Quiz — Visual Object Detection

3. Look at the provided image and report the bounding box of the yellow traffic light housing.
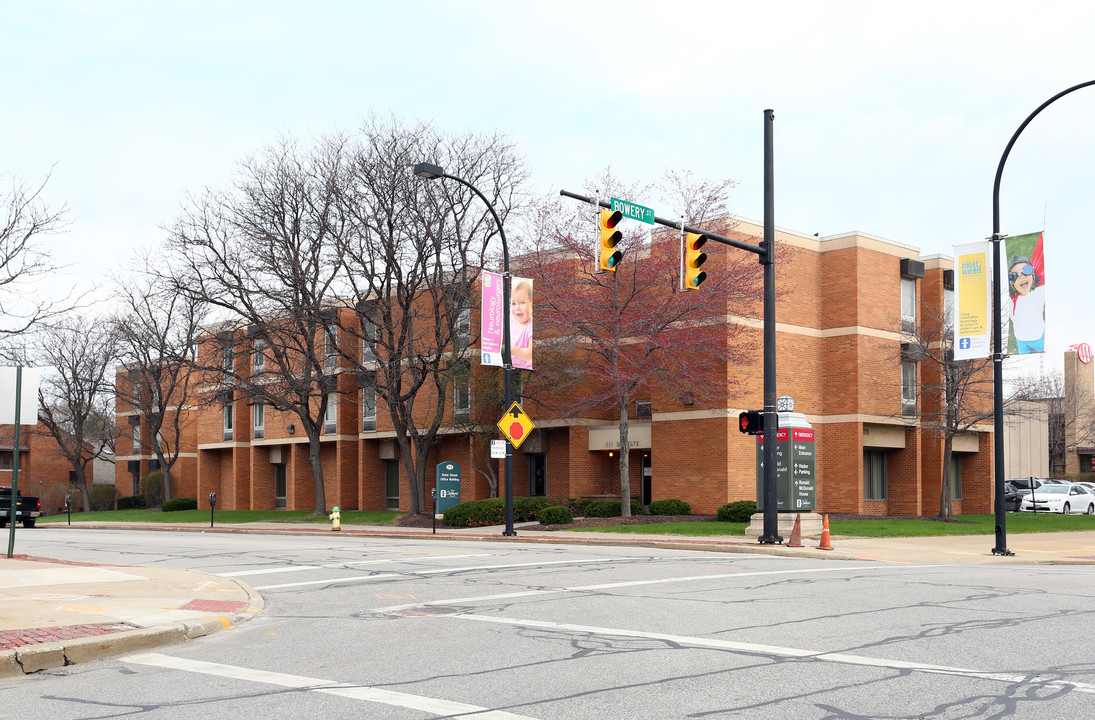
[599,209,623,272]
[684,232,708,290]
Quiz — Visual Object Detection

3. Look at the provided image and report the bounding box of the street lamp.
[988,79,1095,556]
[412,162,517,536]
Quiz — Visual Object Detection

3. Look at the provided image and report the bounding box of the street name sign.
[610,197,654,225]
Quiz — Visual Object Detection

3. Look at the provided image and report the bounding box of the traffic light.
[684,232,708,290]
[599,209,623,272]
[739,410,763,435]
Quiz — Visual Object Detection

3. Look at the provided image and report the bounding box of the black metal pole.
[759,109,782,544]
[421,169,516,536]
[990,80,1095,556]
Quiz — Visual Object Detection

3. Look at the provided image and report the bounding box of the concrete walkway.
[3,520,1093,678]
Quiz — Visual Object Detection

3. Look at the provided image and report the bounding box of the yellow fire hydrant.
[329,506,341,531]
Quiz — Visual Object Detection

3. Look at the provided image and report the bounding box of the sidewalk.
[0,553,263,678]
[3,521,1094,678]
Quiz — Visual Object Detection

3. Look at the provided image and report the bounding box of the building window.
[901,360,917,417]
[453,362,470,421]
[253,404,265,440]
[362,384,377,432]
[864,450,888,500]
[944,287,954,330]
[901,277,916,333]
[324,324,338,370]
[456,305,471,350]
[362,317,377,362]
[253,338,266,375]
[950,454,963,500]
[0,451,20,470]
[133,423,141,452]
[223,402,234,441]
[323,393,337,434]
[223,344,234,381]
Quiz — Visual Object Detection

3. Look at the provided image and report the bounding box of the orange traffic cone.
[786,513,803,547]
[818,513,833,551]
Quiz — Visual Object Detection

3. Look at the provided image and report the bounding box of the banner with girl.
[1003,232,1046,355]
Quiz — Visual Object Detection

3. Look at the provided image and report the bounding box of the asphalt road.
[5,529,1095,719]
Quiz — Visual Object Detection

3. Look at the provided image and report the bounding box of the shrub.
[648,499,691,516]
[539,506,573,525]
[116,494,145,510]
[142,470,165,507]
[90,485,118,511]
[513,496,550,522]
[443,498,506,528]
[717,500,757,523]
[162,497,198,512]
[585,498,645,518]
[547,497,593,517]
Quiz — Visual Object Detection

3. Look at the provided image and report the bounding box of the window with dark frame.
[864,449,888,500]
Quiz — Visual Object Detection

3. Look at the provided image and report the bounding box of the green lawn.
[564,513,1095,538]
[35,509,1095,538]
[37,509,401,525]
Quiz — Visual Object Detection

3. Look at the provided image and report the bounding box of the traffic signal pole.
[560,109,782,544]
[760,109,780,544]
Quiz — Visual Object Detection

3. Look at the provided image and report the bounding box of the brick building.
[1,422,101,513]
[114,218,995,516]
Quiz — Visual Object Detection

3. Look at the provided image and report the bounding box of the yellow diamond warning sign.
[497,402,535,449]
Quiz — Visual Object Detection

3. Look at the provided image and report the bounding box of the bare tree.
[905,299,995,519]
[0,171,71,336]
[163,135,349,515]
[112,256,207,502]
[31,315,117,511]
[515,170,762,515]
[336,117,527,515]
[1010,369,1095,476]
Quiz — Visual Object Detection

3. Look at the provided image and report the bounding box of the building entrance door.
[641,452,652,506]
[274,464,287,509]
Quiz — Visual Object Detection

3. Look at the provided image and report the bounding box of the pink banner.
[480,271,504,367]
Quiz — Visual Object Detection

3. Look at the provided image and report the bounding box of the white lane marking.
[254,557,615,590]
[373,564,925,613]
[218,554,488,577]
[122,653,538,719]
[452,615,1095,694]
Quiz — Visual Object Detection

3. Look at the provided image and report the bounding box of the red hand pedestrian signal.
[738,410,762,435]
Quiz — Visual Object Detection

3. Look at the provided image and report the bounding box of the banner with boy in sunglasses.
[1003,231,1046,355]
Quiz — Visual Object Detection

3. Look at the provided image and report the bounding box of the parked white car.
[1019,484,1095,514]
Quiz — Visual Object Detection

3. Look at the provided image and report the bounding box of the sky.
[3,0,1094,380]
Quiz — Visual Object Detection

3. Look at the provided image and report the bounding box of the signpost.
[755,427,816,512]
[435,462,462,514]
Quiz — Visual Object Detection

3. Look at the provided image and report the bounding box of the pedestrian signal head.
[738,410,763,435]
[599,209,623,272]
[684,232,708,290]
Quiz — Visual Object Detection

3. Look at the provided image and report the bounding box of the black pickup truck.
[0,486,41,528]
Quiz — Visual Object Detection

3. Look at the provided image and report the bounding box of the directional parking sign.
[497,401,535,449]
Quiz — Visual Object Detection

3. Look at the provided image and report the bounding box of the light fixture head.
[412,162,444,179]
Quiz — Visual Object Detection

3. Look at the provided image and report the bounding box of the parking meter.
[208,492,217,527]
[65,494,72,525]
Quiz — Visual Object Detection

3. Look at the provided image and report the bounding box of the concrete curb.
[0,576,265,677]
[40,522,856,560]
